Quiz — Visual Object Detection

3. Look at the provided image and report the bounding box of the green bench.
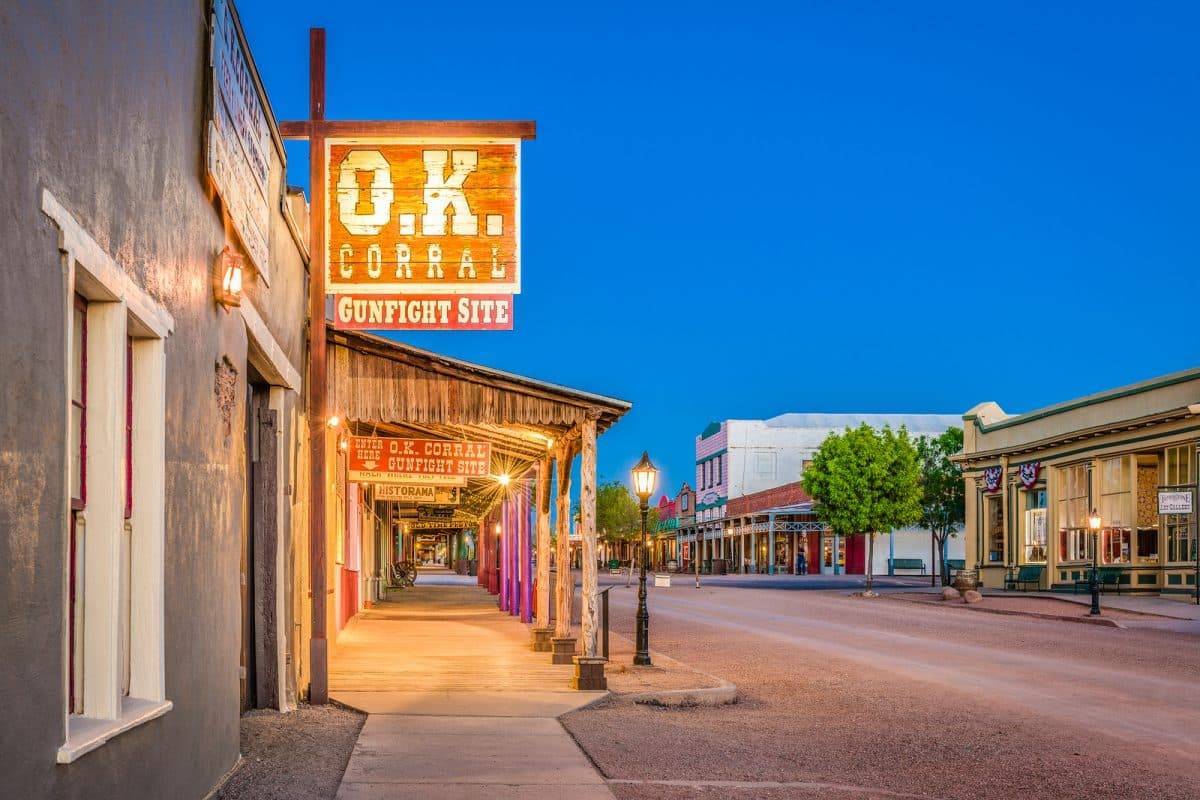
[1073,568,1123,595]
[889,558,926,574]
[945,559,965,571]
[1004,564,1044,591]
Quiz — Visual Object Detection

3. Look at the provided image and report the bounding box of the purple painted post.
[498,498,510,612]
[520,485,533,623]
[507,497,518,616]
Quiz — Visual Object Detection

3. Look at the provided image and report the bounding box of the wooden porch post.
[532,457,554,650]
[572,412,606,689]
[306,27,329,705]
[551,443,576,664]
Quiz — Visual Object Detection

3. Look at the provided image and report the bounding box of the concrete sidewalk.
[331,584,611,799]
[979,588,1200,620]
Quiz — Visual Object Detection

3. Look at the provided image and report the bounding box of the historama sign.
[326,138,520,330]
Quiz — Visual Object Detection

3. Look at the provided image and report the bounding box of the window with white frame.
[1164,444,1196,564]
[44,190,173,764]
[1023,489,1047,563]
[1057,464,1093,563]
[1099,456,1132,565]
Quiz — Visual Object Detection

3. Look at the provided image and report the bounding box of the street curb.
[624,677,739,707]
[603,636,738,707]
[886,594,1126,628]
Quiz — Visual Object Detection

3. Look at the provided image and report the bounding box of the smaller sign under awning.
[348,436,491,487]
[374,484,460,504]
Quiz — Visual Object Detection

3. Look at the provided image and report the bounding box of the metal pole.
[1088,466,1100,616]
[694,528,701,588]
[1193,481,1199,606]
[635,501,651,665]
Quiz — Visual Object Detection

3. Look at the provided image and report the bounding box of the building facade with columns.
[957,369,1200,594]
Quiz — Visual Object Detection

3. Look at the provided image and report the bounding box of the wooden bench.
[889,558,926,574]
[1073,567,1123,595]
[1004,564,1044,591]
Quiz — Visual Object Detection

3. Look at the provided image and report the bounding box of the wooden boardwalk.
[330,582,613,799]
[330,582,576,695]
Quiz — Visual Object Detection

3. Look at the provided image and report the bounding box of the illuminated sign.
[325,139,520,299]
[348,436,490,486]
[374,484,460,504]
[333,293,512,331]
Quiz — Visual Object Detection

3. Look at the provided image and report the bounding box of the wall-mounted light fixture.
[213,245,244,309]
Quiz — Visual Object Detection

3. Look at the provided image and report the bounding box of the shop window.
[1163,444,1195,565]
[1056,464,1091,562]
[681,494,689,512]
[1137,528,1159,561]
[1101,529,1131,565]
[984,494,1004,563]
[1023,508,1047,563]
[45,190,173,764]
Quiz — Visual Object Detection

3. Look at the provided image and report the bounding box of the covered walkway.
[330,583,612,799]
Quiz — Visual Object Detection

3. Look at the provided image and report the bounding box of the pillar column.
[532,457,553,649]
[552,444,576,664]
[750,529,757,574]
[768,513,776,574]
[573,413,605,690]
[520,484,533,624]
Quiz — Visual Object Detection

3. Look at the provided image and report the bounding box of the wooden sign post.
[281,28,534,703]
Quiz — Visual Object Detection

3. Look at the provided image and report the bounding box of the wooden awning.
[328,329,631,521]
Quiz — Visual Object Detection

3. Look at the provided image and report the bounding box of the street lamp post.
[1088,508,1102,616]
[631,451,658,667]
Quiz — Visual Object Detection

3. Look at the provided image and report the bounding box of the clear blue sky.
[241,0,1200,497]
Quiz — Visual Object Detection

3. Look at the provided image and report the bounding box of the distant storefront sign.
[325,140,521,305]
[347,436,490,487]
[1158,490,1194,515]
[332,293,512,331]
[207,0,270,276]
[374,484,460,504]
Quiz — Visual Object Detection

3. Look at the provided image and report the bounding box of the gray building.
[0,1,309,796]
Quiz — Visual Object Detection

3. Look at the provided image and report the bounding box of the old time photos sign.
[326,138,520,330]
[347,436,491,487]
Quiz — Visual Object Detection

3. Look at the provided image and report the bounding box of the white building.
[687,413,967,575]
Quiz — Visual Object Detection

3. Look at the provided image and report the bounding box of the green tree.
[915,427,966,586]
[593,481,641,559]
[802,423,923,594]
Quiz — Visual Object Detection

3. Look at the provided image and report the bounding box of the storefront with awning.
[304,329,630,696]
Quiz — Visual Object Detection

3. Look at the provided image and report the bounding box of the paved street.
[564,581,1200,800]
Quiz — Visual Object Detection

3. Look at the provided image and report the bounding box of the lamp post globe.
[631,451,657,666]
[1088,508,1102,616]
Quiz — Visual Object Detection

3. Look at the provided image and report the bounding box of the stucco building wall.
[0,2,308,796]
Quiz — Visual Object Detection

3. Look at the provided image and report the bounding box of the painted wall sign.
[325,139,520,296]
[207,0,271,276]
[333,293,513,331]
[348,436,491,487]
[374,484,460,504]
[418,505,456,520]
[1158,490,1194,515]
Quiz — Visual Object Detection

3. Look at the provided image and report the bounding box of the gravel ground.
[212,703,365,800]
[605,631,725,694]
[563,585,1200,800]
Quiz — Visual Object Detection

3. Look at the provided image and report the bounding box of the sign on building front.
[347,436,491,486]
[333,294,513,331]
[325,139,521,330]
[1158,490,1194,515]
[374,484,460,504]
[207,0,271,277]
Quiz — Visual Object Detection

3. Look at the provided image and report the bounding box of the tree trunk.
[866,532,875,594]
[931,532,937,587]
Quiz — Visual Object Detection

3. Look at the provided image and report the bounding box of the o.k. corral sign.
[326,139,520,330]
[347,436,491,486]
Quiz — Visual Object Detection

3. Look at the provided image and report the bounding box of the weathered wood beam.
[277,119,536,141]
[578,412,599,658]
[554,443,575,639]
[535,457,553,629]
